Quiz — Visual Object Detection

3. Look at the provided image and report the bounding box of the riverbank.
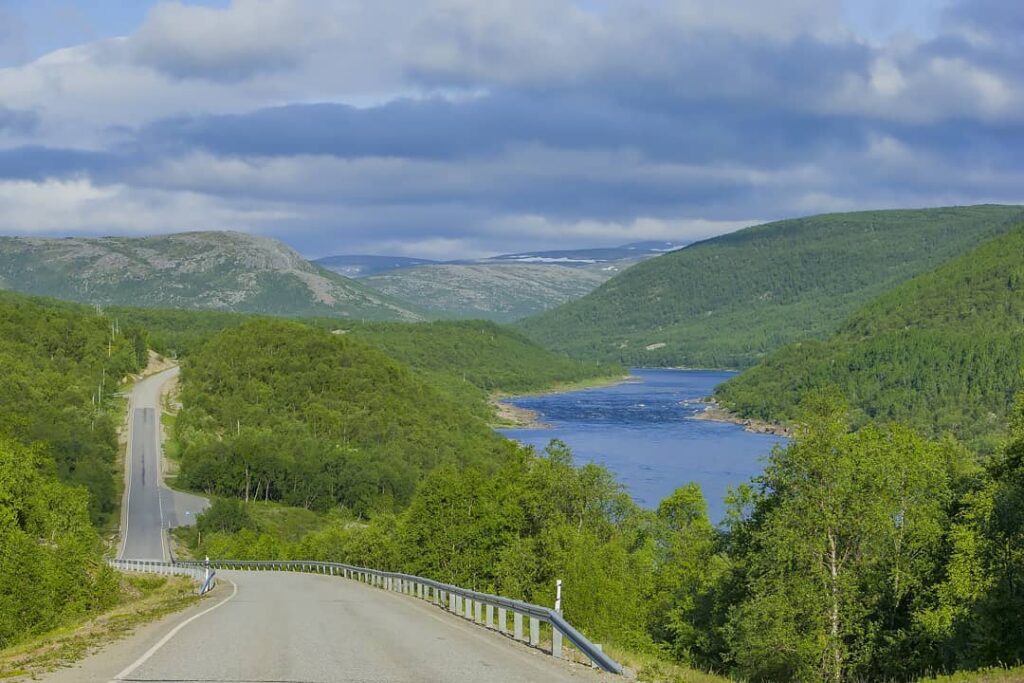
[489,373,632,428]
[691,400,793,437]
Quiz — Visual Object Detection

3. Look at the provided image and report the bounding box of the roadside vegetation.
[0,574,197,680]
[716,226,1024,452]
[174,377,1024,682]
[0,293,152,651]
[518,205,1024,368]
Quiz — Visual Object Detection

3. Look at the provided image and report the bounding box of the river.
[499,368,787,522]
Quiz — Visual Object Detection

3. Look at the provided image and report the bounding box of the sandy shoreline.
[490,373,632,429]
[490,399,551,429]
[690,400,793,437]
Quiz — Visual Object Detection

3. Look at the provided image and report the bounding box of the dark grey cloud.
[0,145,113,179]
[137,93,873,167]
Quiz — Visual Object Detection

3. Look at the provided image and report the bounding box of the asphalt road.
[119,366,209,561]
[43,571,609,683]
[49,368,611,682]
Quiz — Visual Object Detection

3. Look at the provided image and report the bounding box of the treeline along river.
[499,368,786,521]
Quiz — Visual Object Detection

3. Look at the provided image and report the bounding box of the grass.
[918,666,1024,682]
[247,501,334,542]
[0,574,199,680]
[602,645,733,683]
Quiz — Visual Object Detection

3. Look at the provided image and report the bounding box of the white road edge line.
[110,578,238,683]
[118,392,136,561]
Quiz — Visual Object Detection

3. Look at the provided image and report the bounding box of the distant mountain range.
[312,255,438,278]
[315,241,686,322]
[0,231,422,320]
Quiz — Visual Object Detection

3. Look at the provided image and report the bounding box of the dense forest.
[183,390,1024,682]
[112,308,622,421]
[0,292,147,523]
[717,226,1024,451]
[0,293,146,649]
[175,320,510,514]
[518,205,1024,368]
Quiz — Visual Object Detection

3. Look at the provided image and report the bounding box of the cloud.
[0,0,1020,259]
[0,106,37,134]
[128,0,322,82]
[0,177,295,235]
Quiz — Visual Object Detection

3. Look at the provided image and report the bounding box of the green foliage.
[176,320,504,514]
[182,396,1024,682]
[109,311,621,416]
[108,307,256,358]
[723,393,960,682]
[196,499,256,535]
[0,437,120,649]
[924,399,1024,672]
[518,205,1024,368]
[0,291,145,524]
[338,319,623,393]
[717,226,1024,450]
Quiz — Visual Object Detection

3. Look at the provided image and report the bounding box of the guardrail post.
[553,628,563,659]
[449,593,457,613]
[474,601,482,623]
[529,618,540,647]
[514,612,524,641]
[498,607,507,634]
[464,598,472,620]
[485,604,494,628]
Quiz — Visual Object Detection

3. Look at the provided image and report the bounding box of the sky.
[0,0,1020,259]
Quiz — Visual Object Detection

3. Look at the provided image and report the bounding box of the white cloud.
[482,214,757,244]
[129,0,329,81]
[0,177,295,235]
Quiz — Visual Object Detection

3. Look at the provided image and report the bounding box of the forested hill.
[0,291,146,523]
[517,205,1024,368]
[337,320,622,393]
[0,291,147,648]
[715,225,1024,449]
[0,231,421,321]
[176,320,510,514]
[108,308,622,404]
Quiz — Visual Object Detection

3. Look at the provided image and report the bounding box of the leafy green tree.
[725,392,954,682]
[0,437,119,648]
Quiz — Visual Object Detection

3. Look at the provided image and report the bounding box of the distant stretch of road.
[46,366,608,682]
[119,366,208,561]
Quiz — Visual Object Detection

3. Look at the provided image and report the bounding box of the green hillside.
[715,226,1024,449]
[109,309,622,413]
[175,320,508,515]
[517,205,1024,368]
[0,291,147,523]
[339,319,623,393]
[0,231,421,321]
[0,292,148,648]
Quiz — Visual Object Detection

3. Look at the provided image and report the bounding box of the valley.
[5,5,1023,682]
[317,241,685,322]
[5,206,1024,683]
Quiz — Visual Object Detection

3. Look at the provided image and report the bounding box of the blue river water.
[499,368,787,522]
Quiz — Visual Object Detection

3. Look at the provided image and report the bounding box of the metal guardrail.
[108,558,217,596]
[176,558,622,674]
